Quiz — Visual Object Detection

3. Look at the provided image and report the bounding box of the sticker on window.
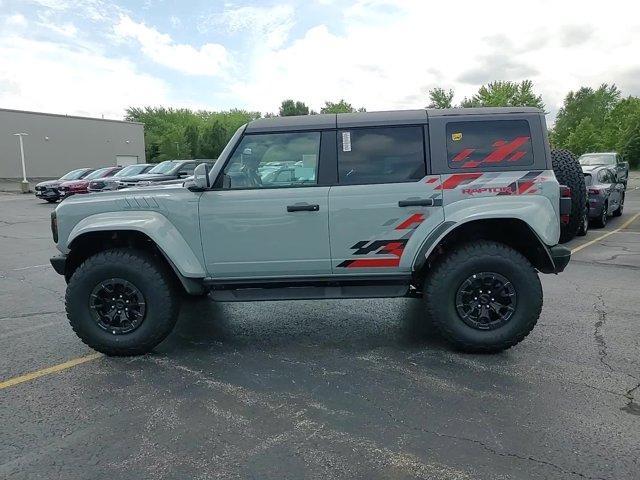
[451,132,462,141]
[342,131,352,152]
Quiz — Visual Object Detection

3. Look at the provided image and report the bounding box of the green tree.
[565,117,601,155]
[427,88,454,109]
[460,80,545,110]
[551,84,621,150]
[320,99,366,114]
[621,129,640,169]
[279,99,310,116]
[184,123,200,158]
[199,120,228,159]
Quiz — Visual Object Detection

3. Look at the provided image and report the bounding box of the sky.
[1,0,639,123]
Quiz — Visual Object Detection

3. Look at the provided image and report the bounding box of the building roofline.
[0,107,144,125]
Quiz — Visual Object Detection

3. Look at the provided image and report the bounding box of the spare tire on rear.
[551,149,586,243]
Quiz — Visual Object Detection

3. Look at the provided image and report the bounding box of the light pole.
[13,133,30,193]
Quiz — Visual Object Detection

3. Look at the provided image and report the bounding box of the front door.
[328,125,444,274]
[199,131,331,278]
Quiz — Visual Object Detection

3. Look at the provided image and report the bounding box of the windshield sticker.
[342,131,352,152]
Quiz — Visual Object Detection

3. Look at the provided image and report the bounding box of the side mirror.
[191,163,211,190]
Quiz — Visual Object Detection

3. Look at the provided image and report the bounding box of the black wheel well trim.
[411,218,558,276]
[66,230,205,295]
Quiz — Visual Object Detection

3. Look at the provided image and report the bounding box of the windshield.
[579,154,615,166]
[114,164,146,177]
[148,161,179,174]
[84,167,113,180]
[60,168,89,180]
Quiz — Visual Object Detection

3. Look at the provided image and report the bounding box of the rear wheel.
[66,248,180,356]
[551,149,586,243]
[613,193,624,217]
[423,241,542,353]
[592,203,608,228]
[577,206,589,236]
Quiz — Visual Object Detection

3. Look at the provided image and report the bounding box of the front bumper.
[35,189,60,199]
[50,254,67,275]
[549,245,571,273]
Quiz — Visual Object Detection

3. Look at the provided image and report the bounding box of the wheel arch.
[412,218,556,279]
[66,230,205,295]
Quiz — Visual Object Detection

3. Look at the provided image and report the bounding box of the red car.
[58,166,122,199]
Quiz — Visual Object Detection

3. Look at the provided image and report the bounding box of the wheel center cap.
[479,294,491,304]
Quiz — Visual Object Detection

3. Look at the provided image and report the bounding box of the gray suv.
[50,107,570,356]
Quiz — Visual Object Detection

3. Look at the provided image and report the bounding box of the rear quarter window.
[446,120,534,170]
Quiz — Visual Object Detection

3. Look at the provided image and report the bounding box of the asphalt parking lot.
[1,181,639,480]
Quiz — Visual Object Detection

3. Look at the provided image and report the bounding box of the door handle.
[287,203,320,212]
[398,198,434,207]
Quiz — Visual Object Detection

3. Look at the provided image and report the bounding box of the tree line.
[126,82,639,167]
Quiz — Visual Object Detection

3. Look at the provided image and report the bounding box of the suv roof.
[245,107,544,133]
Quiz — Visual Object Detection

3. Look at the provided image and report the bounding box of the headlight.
[51,211,58,243]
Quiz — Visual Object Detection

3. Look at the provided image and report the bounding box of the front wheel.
[592,203,608,228]
[423,241,542,353]
[65,248,180,356]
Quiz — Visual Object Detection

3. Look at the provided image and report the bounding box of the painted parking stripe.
[0,352,102,390]
[571,212,640,254]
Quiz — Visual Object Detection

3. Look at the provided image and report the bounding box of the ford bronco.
[50,107,571,356]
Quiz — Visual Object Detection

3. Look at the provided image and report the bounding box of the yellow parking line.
[571,212,640,254]
[0,352,102,390]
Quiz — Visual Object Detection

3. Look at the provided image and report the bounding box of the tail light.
[588,188,600,195]
[559,185,571,198]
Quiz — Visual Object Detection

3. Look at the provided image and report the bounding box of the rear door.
[328,125,444,274]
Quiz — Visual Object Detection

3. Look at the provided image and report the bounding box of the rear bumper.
[549,245,571,273]
[50,254,67,275]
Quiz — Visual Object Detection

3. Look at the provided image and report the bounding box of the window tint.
[179,163,196,175]
[446,120,533,169]
[223,132,320,189]
[337,126,425,185]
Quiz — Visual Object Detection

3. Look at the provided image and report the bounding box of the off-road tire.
[592,202,608,228]
[66,248,179,356]
[423,241,542,353]
[551,149,586,243]
[613,192,624,217]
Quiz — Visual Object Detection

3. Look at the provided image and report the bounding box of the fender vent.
[119,196,160,209]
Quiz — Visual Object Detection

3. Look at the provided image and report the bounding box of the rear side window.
[446,120,533,170]
[337,126,425,185]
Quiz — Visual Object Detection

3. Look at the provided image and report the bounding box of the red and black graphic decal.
[337,213,426,268]
[446,120,534,170]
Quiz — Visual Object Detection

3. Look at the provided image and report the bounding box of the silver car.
[582,165,625,228]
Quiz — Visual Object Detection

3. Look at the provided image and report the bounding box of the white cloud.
[5,13,27,27]
[0,35,169,119]
[114,15,228,77]
[231,0,640,121]
[201,5,295,50]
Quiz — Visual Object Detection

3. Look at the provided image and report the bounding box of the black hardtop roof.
[245,107,543,132]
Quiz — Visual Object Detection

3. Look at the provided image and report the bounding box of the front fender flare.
[67,211,206,278]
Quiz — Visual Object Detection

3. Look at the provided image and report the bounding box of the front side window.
[337,126,425,185]
[223,132,320,189]
[446,120,534,169]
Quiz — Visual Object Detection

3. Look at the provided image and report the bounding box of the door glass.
[223,132,320,189]
[337,126,425,185]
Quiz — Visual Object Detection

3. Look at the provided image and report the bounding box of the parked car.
[51,107,571,356]
[578,152,629,186]
[34,168,94,203]
[582,165,625,227]
[88,164,154,192]
[115,160,214,188]
[58,166,122,199]
[135,176,194,187]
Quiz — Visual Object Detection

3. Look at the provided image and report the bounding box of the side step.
[203,275,412,302]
